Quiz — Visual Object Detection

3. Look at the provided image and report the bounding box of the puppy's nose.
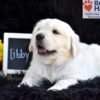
[36,34,44,41]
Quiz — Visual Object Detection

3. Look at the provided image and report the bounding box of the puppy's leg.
[18,75,35,87]
[48,79,78,91]
[18,65,43,87]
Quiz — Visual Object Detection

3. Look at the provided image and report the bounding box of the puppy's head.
[29,19,79,65]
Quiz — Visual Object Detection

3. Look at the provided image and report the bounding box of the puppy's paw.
[17,84,21,88]
[48,79,78,91]
[48,86,65,91]
[17,82,27,88]
[18,80,34,88]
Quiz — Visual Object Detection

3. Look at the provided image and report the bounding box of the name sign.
[3,33,32,75]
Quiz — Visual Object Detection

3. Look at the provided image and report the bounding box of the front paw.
[17,82,29,88]
[18,80,34,88]
[48,86,66,91]
[17,83,21,88]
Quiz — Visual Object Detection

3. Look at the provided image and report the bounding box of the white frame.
[3,33,32,75]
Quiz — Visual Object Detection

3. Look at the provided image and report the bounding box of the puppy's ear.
[28,40,33,52]
[70,33,79,58]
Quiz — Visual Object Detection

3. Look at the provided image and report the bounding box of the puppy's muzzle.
[36,33,56,56]
[36,33,44,41]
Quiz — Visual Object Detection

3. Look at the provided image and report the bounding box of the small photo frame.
[3,33,32,75]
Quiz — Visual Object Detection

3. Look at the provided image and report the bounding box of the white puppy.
[19,18,100,90]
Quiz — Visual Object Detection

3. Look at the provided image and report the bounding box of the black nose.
[36,34,44,41]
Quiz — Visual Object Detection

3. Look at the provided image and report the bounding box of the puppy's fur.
[19,18,100,90]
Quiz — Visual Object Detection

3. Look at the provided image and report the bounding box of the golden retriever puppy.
[19,18,100,90]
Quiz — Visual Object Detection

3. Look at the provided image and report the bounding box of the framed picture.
[3,33,32,75]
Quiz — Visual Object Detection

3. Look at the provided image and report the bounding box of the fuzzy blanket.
[0,74,100,100]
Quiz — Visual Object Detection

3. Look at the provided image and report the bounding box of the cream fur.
[19,18,100,91]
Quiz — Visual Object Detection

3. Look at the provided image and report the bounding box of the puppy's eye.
[52,29,60,35]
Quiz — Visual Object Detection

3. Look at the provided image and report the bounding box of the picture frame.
[3,33,32,75]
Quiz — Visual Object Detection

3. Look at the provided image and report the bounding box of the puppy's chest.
[45,65,66,82]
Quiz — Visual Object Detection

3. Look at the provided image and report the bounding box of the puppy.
[19,18,100,90]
